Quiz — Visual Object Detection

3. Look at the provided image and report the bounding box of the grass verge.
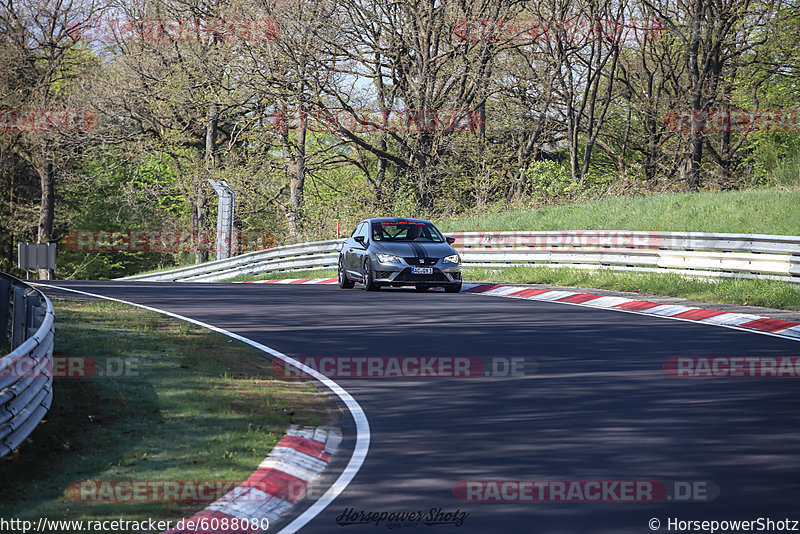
[438,189,800,235]
[226,269,337,283]
[0,299,337,528]
[465,266,800,311]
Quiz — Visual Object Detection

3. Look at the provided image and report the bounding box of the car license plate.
[412,267,433,275]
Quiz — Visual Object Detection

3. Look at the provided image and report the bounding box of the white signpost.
[208,179,235,261]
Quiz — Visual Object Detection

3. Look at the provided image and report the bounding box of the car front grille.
[403,257,437,266]
[393,268,450,282]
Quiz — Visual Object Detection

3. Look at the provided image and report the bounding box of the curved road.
[46,281,800,533]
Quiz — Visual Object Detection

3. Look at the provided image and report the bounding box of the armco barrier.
[0,272,55,457]
[450,230,800,283]
[117,239,344,282]
[115,230,800,283]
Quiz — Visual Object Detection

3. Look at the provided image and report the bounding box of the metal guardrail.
[117,240,344,282]
[0,272,55,458]
[451,230,800,283]
[116,230,800,283]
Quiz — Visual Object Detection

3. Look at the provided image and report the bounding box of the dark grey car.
[337,218,462,292]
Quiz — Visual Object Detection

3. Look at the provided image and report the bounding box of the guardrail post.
[26,293,39,339]
[11,286,26,350]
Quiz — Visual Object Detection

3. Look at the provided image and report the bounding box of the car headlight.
[376,253,402,264]
[443,254,460,265]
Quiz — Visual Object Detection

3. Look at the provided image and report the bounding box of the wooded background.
[1,0,798,279]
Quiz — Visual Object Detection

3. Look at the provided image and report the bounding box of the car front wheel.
[338,257,354,289]
[362,258,380,291]
[444,282,462,293]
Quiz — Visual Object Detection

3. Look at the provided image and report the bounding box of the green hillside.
[439,189,800,236]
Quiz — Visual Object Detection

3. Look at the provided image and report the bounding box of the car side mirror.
[446,236,456,245]
[354,236,367,247]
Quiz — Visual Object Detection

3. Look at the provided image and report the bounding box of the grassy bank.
[438,189,800,235]
[0,299,335,527]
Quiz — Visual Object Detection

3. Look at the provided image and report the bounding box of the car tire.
[444,282,462,293]
[362,258,380,291]
[338,257,354,289]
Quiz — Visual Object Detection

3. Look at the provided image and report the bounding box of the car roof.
[360,217,432,225]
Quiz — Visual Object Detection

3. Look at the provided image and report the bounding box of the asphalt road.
[45,281,800,533]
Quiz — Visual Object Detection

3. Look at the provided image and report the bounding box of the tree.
[305,0,514,210]
[0,0,104,278]
[643,0,787,189]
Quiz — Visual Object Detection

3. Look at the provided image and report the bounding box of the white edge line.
[460,285,800,343]
[36,283,370,534]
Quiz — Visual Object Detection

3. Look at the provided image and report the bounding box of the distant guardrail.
[0,272,55,458]
[116,230,800,284]
[117,240,344,282]
[452,230,800,283]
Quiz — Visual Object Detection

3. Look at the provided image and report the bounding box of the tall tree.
[0,0,104,278]
[643,0,785,188]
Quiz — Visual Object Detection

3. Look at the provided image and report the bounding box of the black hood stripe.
[409,242,425,258]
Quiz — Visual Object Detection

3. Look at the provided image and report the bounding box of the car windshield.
[371,221,445,243]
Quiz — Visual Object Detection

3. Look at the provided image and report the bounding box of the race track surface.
[45,281,800,533]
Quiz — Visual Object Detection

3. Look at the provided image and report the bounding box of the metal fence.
[0,272,55,458]
[116,230,800,284]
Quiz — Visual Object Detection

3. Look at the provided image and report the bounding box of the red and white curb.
[462,283,800,342]
[243,278,338,285]
[242,278,800,342]
[164,425,341,534]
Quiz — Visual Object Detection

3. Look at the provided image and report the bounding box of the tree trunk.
[37,161,54,280]
[206,104,219,168]
[196,106,218,263]
[375,139,387,209]
[415,133,435,210]
[686,0,704,190]
[286,118,307,237]
[688,113,703,190]
[194,195,207,263]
